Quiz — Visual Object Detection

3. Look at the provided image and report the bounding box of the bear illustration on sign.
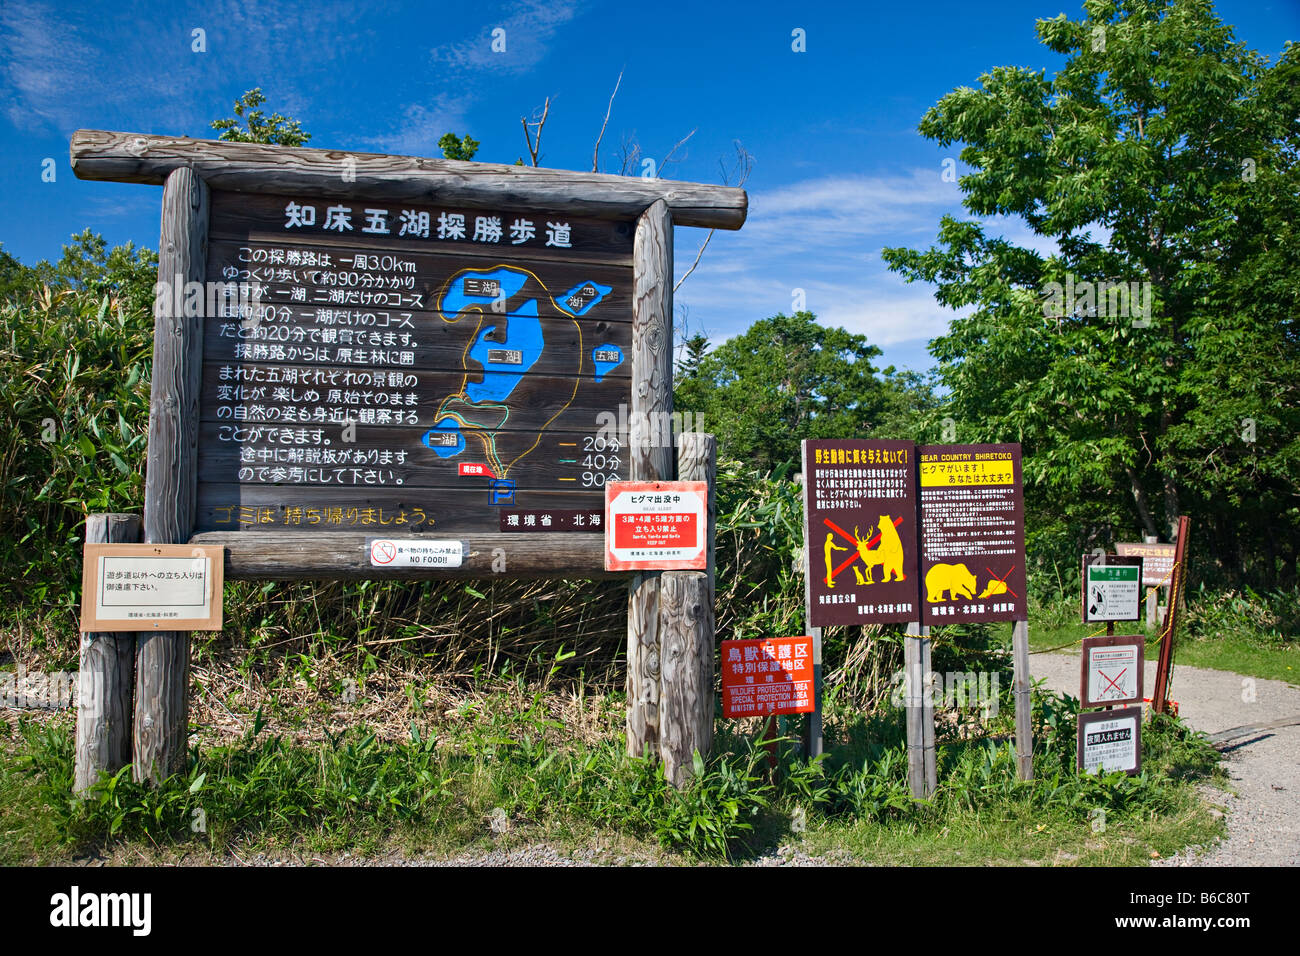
[854,515,906,584]
[926,562,977,602]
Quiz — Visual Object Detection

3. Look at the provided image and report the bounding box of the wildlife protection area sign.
[80,543,224,632]
[1080,635,1144,708]
[802,439,918,626]
[720,637,815,718]
[1082,555,1143,622]
[919,443,1026,625]
[604,480,708,570]
[1077,706,1142,775]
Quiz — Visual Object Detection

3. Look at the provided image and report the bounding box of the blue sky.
[1,0,1295,374]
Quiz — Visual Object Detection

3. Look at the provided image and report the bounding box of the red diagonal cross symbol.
[824,516,904,581]
[1099,667,1127,696]
[984,563,1020,599]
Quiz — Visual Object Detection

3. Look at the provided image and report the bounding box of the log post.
[1012,618,1034,781]
[920,631,937,793]
[626,198,674,760]
[74,513,141,795]
[904,622,932,797]
[134,166,208,784]
[659,433,716,787]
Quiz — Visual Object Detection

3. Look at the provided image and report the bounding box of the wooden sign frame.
[80,543,224,632]
[1081,554,1144,623]
[1079,634,1145,709]
[1077,706,1143,776]
[71,129,745,787]
[71,130,746,584]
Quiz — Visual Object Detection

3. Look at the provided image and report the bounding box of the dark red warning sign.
[801,439,919,626]
[918,443,1026,625]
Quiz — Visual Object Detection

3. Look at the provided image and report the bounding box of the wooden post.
[1152,516,1190,715]
[803,626,823,759]
[134,166,208,784]
[1144,534,1159,630]
[659,432,716,787]
[74,513,142,795]
[626,198,674,760]
[920,630,937,793]
[1012,619,1033,781]
[904,622,932,797]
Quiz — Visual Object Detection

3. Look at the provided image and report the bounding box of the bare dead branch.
[674,143,753,293]
[657,127,697,176]
[673,228,713,292]
[521,97,551,167]
[592,70,623,173]
[617,132,641,177]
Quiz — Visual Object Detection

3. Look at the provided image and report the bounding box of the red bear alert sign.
[604,481,708,571]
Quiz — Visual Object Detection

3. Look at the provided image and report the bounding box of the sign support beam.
[134,166,208,784]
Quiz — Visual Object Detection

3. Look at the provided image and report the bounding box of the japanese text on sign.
[721,637,814,718]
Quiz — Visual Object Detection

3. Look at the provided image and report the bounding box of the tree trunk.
[1124,465,1159,538]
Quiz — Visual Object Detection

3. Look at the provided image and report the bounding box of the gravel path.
[1028,650,1300,866]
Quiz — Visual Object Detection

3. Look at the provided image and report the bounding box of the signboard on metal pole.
[1082,555,1144,623]
[720,637,815,719]
[1079,634,1145,709]
[1077,706,1143,775]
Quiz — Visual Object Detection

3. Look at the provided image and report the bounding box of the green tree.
[438,133,480,161]
[674,312,894,473]
[883,0,1299,586]
[211,88,311,146]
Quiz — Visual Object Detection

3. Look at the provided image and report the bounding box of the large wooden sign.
[918,443,1026,625]
[801,439,919,626]
[201,191,633,537]
[71,129,746,788]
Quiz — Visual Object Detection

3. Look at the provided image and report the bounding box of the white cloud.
[364,95,473,156]
[674,169,993,367]
[429,0,580,74]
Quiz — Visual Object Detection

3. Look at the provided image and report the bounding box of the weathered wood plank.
[74,513,141,796]
[1012,618,1034,781]
[135,166,207,785]
[625,199,675,760]
[659,433,716,787]
[195,483,610,535]
[189,530,615,580]
[70,130,748,230]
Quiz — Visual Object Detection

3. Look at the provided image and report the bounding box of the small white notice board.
[81,543,224,631]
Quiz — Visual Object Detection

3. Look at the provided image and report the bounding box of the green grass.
[0,678,1225,867]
